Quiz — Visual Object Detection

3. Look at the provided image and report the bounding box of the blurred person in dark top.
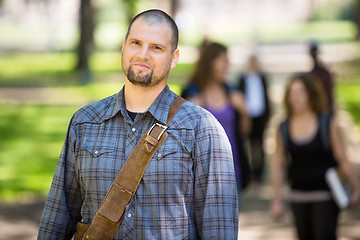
[309,41,335,112]
[182,42,252,207]
[238,55,270,183]
[270,74,360,240]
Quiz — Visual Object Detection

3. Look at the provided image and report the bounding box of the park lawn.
[336,83,360,127]
[0,104,77,201]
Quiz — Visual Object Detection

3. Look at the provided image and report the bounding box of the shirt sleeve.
[38,116,83,240]
[193,114,239,239]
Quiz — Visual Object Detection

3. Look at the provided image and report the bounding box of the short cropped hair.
[125,9,179,53]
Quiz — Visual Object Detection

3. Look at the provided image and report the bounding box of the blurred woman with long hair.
[182,42,251,206]
[270,74,360,240]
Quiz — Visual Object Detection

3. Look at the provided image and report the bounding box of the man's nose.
[138,45,150,59]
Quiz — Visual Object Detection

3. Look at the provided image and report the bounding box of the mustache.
[131,59,153,69]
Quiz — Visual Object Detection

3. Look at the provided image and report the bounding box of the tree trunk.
[169,0,179,18]
[356,0,360,40]
[76,0,95,83]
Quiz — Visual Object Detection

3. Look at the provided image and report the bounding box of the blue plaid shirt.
[38,85,238,239]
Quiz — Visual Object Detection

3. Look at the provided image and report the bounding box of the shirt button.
[127,213,132,218]
[94,150,99,155]
[157,153,162,158]
[131,127,136,132]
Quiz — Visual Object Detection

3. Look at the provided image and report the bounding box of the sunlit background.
[0,0,360,239]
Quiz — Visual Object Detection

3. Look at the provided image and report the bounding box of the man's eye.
[153,46,162,51]
[131,41,140,45]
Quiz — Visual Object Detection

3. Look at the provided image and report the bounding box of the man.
[238,55,270,184]
[38,9,238,240]
[309,41,334,112]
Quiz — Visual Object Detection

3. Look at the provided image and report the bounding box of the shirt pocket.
[78,141,118,192]
[144,141,193,183]
[155,147,177,161]
[81,141,116,158]
[79,141,118,172]
[141,144,194,200]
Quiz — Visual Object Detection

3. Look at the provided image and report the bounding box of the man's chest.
[74,119,195,196]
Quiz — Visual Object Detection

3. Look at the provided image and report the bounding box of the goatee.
[127,66,153,87]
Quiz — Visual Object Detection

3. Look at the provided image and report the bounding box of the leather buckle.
[147,123,168,140]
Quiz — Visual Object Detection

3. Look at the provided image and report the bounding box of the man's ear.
[170,48,180,70]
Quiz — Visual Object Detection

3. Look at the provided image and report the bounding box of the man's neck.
[124,80,167,112]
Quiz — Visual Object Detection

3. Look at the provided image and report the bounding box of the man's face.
[121,19,179,87]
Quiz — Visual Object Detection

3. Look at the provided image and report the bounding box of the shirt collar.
[101,85,175,124]
[147,85,175,125]
[100,88,125,122]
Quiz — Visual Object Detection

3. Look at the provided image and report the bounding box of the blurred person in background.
[238,55,270,183]
[309,41,335,112]
[182,42,252,208]
[181,37,209,99]
[270,74,360,240]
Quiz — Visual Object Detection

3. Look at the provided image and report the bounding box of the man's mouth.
[133,63,151,70]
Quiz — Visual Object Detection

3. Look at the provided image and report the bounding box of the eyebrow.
[151,43,167,49]
[128,38,167,50]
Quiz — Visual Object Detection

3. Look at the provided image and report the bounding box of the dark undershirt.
[127,110,138,121]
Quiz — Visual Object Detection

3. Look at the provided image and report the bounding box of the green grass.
[0,104,77,201]
[336,83,360,127]
[334,58,360,128]
[0,52,75,85]
[0,52,123,86]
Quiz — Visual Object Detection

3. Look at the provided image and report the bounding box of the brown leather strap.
[81,96,185,240]
[166,96,186,125]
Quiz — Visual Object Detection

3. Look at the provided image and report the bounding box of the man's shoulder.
[72,93,119,125]
[172,100,220,129]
